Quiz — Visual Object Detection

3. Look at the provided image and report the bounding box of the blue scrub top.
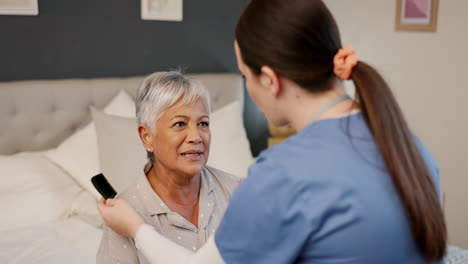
[215,113,444,264]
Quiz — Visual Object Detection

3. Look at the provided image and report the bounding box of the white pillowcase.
[65,190,104,228]
[91,107,147,193]
[44,90,136,199]
[207,100,254,178]
[91,100,254,193]
[0,152,82,232]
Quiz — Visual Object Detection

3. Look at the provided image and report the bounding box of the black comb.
[91,173,117,199]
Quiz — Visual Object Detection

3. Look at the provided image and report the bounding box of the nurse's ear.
[260,66,282,98]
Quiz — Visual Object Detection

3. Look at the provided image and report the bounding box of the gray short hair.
[136,71,210,162]
[136,71,210,130]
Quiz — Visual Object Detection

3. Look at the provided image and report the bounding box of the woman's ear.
[138,125,154,152]
[260,66,281,97]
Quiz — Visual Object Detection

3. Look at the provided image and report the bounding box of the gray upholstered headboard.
[0,73,243,155]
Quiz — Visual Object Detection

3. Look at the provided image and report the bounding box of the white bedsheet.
[0,217,102,264]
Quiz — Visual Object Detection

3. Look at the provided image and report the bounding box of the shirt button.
[177,236,181,240]
[192,246,197,251]
[200,213,204,218]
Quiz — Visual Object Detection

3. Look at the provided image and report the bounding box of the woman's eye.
[174,121,186,127]
[200,122,209,127]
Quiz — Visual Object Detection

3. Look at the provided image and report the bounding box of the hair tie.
[333,44,358,80]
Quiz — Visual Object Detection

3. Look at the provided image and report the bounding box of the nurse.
[98,0,447,263]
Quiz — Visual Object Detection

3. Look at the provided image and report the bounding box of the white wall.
[324,0,468,249]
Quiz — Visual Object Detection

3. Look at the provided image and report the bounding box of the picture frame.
[141,0,183,22]
[395,0,439,32]
[0,0,38,16]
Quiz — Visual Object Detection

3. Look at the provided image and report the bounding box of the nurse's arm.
[98,198,226,264]
[135,224,226,264]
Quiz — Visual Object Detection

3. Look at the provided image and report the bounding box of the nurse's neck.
[281,79,359,132]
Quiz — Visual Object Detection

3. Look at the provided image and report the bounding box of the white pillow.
[0,152,82,232]
[207,100,254,178]
[91,100,253,194]
[91,107,147,193]
[65,190,103,228]
[44,90,136,199]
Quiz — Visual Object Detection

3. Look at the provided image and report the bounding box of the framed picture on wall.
[141,0,183,22]
[0,0,38,16]
[395,0,439,32]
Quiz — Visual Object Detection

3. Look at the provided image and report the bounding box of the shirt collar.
[135,169,169,216]
[200,167,216,195]
[138,163,215,217]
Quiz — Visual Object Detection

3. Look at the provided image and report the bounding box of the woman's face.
[150,98,211,178]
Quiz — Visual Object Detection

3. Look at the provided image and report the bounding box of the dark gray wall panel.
[0,0,248,81]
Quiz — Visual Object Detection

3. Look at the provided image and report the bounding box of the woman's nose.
[187,126,202,144]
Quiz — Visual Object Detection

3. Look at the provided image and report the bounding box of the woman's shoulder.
[412,134,438,169]
[116,173,151,213]
[411,134,441,193]
[203,166,242,195]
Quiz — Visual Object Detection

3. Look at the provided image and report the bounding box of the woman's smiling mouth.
[181,150,204,161]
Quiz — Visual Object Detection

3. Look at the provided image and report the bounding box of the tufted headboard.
[0,73,243,155]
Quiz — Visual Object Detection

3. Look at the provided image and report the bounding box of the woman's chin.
[179,162,206,177]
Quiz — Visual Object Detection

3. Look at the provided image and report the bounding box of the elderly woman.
[96,71,240,264]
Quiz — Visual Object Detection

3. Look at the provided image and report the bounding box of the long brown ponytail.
[352,62,446,261]
[236,0,446,261]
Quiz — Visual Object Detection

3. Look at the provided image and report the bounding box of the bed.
[0,73,255,263]
[1,73,467,263]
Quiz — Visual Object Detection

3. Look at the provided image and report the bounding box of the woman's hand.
[98,198,144,239]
